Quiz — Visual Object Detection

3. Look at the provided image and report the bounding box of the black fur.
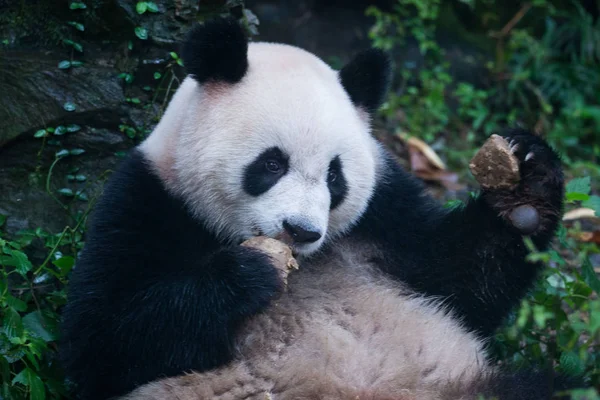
[182,17,248,84]
[470,368,582,400]
[339,48,392,112]
[327,155,348,209]
[354,128,564,337]
[243,146,289,196]
[60,150,283,400]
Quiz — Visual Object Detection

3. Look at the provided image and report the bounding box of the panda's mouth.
[249,227,300,256]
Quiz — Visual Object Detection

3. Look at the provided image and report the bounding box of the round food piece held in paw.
[241,236,299,286]
[469,134,520,190]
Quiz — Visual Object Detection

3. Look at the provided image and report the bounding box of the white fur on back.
[122,240,492,400]
[140,43,381,249]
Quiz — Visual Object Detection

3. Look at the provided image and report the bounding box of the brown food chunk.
[469,134,520,190]
[241,236,299,286]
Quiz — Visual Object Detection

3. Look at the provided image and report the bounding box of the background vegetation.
[1,0,599,399]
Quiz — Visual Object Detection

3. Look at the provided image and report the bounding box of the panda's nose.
[283,220,322,244]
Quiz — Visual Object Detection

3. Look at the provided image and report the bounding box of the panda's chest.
[232,245,490,395]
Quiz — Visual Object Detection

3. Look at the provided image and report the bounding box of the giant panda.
[60,17,569,400]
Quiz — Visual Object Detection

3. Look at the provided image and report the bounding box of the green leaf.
[76,192,89,202]
[55,149,70,158]
[57,188,74,197]
[53,125,67,136]
[566,192,590,202]
[23,311,57,342]
[52,255,75,274]
[3,307,24,339]
[66,124,81,132]
[69,148,86,156]
[4,295,27,312]
[559,351,585,377]
[5,248,33,276]
[565,177,591,196]
[582,257,600,295]
[169,51,178,60]
[71,41,83,52]
[136,2,147,14]
[69,2,87,9]
[153,71,161,80]
[57,60,71,69]
[71,60,84,67]
[146,2,159,12]
[583,195,600,216]
[29,371,46,400]
[63,102,76,111]
[134,26,148,40]
[34,129,48,138]
[67,21,85,31]
[12,368,46,400]
[12,368,28,386]
[75,174,87,182]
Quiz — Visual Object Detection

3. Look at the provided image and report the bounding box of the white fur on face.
[141,43,381,253]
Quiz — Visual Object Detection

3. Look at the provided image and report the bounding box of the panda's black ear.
[339,49,392,113]
[182,17,249,84]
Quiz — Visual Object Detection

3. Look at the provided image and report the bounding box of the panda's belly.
[123,245,491,400]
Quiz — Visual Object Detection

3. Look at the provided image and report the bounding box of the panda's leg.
[373,129,564,337]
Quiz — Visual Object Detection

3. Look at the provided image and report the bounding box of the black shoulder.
[352,151,440,241]
[80,149,220,276]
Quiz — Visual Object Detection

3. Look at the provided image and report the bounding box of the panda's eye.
[328,170,337,183]
[327,155,348,210]
[265,160,281,173]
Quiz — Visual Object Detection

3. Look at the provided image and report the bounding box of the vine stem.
[45,156,69,211]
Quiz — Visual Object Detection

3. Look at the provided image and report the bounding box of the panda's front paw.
[218,246,289,315]
[481,129,564,236]
[242,236,299,288]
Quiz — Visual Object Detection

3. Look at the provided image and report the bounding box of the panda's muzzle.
[282,220,322,244]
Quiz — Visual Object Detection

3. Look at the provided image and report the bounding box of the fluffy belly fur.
[122,241,491,400]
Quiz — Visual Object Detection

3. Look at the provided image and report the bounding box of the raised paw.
[479,129,565,238]
[500,129,564,197]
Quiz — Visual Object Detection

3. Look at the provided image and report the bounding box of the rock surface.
[0,51,126,147]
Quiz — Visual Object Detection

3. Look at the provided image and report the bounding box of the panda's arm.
[60,151,282,400]
[358,130,563,337]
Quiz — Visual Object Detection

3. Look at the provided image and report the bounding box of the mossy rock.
[0,50,125,147]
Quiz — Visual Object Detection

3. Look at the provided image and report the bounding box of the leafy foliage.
[368,0,600,394]
[1,227,77,400]
[369,0,600,174]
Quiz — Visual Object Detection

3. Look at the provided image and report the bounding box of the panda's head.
[141,18,391,255]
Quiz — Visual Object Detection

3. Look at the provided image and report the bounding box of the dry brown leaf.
[571,231,600,244]
[398,134,463,191]
[563,208,598,221]
[405,136,446,170]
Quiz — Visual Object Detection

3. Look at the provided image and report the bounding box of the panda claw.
[525,152,534,162]
[509,143,519,154]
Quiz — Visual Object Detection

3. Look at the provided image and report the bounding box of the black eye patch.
[328,156,348,210]
[243,147,289,196]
